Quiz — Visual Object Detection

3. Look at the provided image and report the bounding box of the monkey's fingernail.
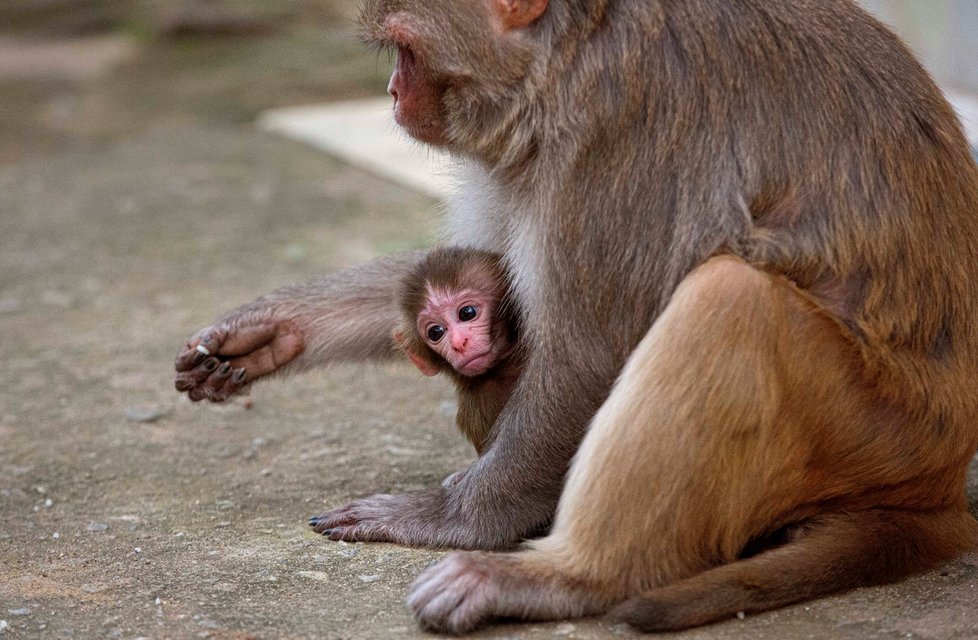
[217,362,231,375]
[232,368,246,383]
[192,351,207,365]
[196,344,211,356]
[203,358,219,372]
[322,528,336,537]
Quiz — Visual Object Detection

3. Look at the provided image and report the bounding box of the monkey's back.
[507,0,978,451]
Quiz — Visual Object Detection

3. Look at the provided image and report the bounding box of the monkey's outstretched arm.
[174,252,424,402]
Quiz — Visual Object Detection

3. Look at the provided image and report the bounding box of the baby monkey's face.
[417,286,509,376]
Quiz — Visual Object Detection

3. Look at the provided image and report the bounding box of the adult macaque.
[395,247,522,455]
[175,0,978,632]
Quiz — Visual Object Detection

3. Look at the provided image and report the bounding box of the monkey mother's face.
[358,0,545,149]
[417,288,508,377]
[386,43,449,145]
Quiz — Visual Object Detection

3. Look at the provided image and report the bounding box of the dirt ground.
[1,6,977,640]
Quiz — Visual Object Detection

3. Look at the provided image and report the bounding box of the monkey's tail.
[609,507,977,632]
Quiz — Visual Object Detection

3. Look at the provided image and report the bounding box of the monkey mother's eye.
[458,306,478,322]
[427,325,446,343]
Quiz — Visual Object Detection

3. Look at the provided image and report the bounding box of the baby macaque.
[395,247,523,455]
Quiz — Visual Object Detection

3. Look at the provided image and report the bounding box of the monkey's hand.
[174,313,304,402]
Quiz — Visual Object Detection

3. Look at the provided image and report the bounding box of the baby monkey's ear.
[393,330,442,377]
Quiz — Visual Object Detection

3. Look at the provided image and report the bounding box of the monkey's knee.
[672,256,779,320]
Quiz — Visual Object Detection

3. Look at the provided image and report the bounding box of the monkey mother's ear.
[492,0,548,31]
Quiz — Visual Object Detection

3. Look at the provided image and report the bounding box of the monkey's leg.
[408,256,976,632]
[610,507,978,631]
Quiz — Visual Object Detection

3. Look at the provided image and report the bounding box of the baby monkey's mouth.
[456,351,494,377]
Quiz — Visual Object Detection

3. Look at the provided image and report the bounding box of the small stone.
[0,298,21,315]
[155,597,162,606]
[7,609,29,617]
[87,522,108,532]
[736,611,746,620]
[285,243,307,260]
[125,407,169,423]
[337,547,357,558]
[0,620,8,633]
[52,532,60,539]
[112,514,140,523]
[554,622,575,635]
[40,290,73,308]
[357,574,381,583]
[44,498,53,508]
[260,468,271,476]
[298,570,331,582]
[81,584,100,594]
[438,400,458,416]
[35,486,46,495]
[215,522,231,529]
[134,547,142,553]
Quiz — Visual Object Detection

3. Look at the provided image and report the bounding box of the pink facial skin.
[417,287,507,377]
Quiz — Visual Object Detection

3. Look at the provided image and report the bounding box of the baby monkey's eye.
[458,306,478,322]
[427,325,446,343]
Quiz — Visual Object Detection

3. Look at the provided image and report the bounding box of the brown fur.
[175,0,978,631]
[396,247,524,453]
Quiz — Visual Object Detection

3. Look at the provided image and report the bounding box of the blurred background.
[862,0,978,93]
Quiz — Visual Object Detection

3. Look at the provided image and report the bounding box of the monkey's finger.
[408,555,491,634]
[174,372,197,392]
[174,348,208,373]
[198,362,232,400]
[191,357,223,383]
[174,357,223,394]
[408,563,462,613]
[206,368,248,403]
[319,524,392,543]
[308,510,355,534]
[173,358,231,400]
[210,323,279,357]
[174,327,228,371]
[187,387,208,402]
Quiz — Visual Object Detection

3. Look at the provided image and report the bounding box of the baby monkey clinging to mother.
[395,247,524,455]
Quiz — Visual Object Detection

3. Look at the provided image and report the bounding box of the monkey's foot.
[307,488,530,549]
[308,493,404,543]
[408,551,603,633]
[408,552,506,633]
